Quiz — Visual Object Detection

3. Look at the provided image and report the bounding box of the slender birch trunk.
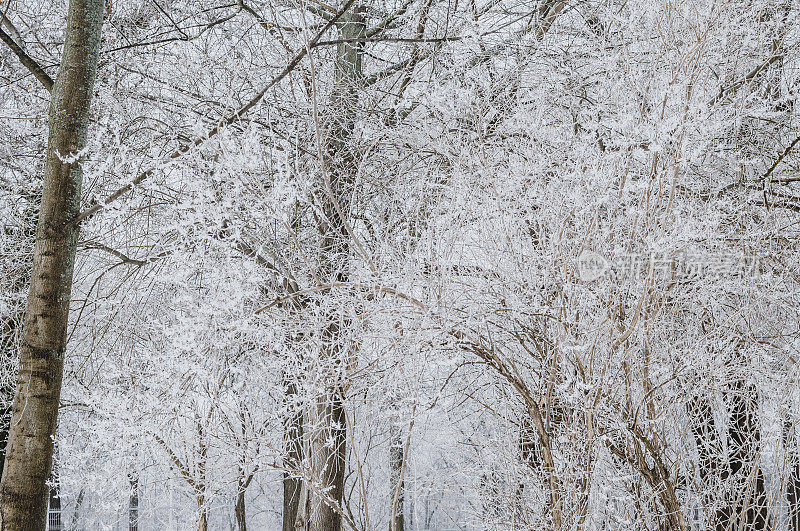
[0,0,103,527]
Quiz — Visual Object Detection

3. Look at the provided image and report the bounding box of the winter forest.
[1,0,800,529]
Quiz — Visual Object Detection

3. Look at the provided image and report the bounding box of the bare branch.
[0,24,53,91]
[70,0,358,228]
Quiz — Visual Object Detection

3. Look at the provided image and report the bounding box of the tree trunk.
[196,422,209,531]
[688,394,729,530]
[70,487,84,529]
[389,424,405,531]
[283,378,303,531]
[235,486,247,531]
[129,475,139,531]
[785,419,800,530]
[389,423,405,531]
[727,380,768,530]
[0,330,14,484]
[296,6,365,531]
[689,380,768,531]
[196,505,208,531]
[0,0,103,528]
[236,467,255,531]
[298,387,347,531]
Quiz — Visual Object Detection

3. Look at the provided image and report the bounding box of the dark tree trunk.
[196,504,208,531]
[283,378,303,531]
[295,6,365,531]
[727,380,768,530]
[389,423,405,531]
[129,475,139,531]
[0,336,13,484]
[235,487,247,531]
[71,487,84,529]
[689,381,769,531]
[0,0,103,527]
[688,395,721,481]
[688,394,730,530]
[236,466,255,531]
[785,419,800,531]
[298,387,347,531]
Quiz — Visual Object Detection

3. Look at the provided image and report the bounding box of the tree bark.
[688,394,729,530]
[70,487,84,529]
[283,379,303,531]
[236,466,255,531]
[785,419,800,530]
[235,486,247,531]
[0,327,14,484]
[389,423,405,531]
[726,380,768,530]
[196,503,208,531]
[295,6,365,531]
[0,0,103,528]
[196,421,209,531]
[129,475,139,531]
[689,381,768,531]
